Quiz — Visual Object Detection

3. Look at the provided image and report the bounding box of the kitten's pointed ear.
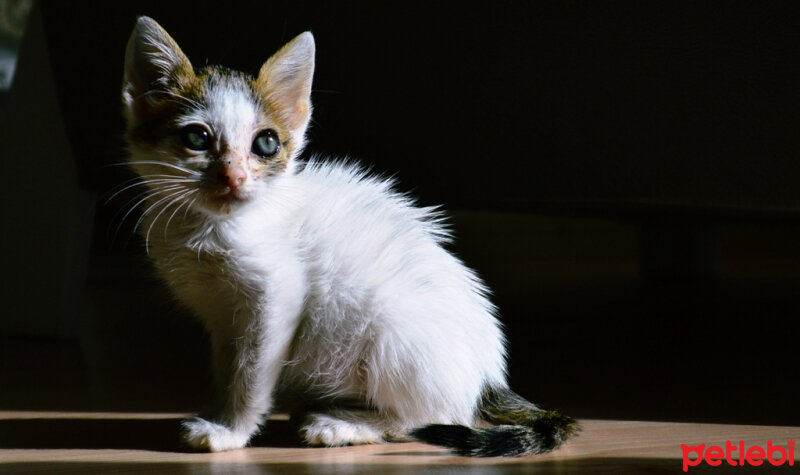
[257,32,315,148]
[122,17,194,119]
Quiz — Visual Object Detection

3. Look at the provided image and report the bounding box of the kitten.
[121,16,578,456]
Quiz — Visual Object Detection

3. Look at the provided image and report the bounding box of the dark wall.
[43,0,800,213]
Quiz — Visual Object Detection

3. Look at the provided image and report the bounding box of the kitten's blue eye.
[252,130,280,158]
[180,125,211,151]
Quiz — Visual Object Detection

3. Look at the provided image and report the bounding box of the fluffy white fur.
[151,159,508,451]
[122,18,508,452]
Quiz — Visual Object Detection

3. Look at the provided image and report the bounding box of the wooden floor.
[1,411,797,474]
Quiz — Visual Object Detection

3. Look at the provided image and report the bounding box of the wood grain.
[1,412,797,474]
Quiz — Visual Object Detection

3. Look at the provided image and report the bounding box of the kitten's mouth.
[205,182,252,201]
[210,186,244,200]
[199,185,251,213]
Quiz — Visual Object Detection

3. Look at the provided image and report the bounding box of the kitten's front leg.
[183,294,303,452]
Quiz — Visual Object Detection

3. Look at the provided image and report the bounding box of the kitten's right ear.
[122,17,194,119]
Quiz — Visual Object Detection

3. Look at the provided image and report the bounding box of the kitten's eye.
[180,125,211,151]
[252,130,281,158]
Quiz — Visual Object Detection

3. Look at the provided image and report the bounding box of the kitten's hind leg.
[300,409,404,447]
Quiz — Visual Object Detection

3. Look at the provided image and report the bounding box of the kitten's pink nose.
[219,165,246,191]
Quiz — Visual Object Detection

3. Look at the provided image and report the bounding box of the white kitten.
[121,17,577,455]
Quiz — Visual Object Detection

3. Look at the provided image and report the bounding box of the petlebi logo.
[681,440,795,471]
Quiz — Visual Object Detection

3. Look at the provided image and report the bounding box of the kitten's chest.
[151,217,279,317]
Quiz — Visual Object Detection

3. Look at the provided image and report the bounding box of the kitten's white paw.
[182,417,250,452]
[300,413,384,446]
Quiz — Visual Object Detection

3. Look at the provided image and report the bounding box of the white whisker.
[110,187,164,238]
[163,190,198,240]
[114,185,184,241]
[105,177,197,205]
[113,160,202,177]
[133,186,187,234]
[145,189,195,255]
[185,195,199,221]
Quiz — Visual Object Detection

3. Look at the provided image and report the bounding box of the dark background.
[38,0,800,211]
[1,0,799,430]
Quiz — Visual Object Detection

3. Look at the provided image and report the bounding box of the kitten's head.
[122,17,314,215]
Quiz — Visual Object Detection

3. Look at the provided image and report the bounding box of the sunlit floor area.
[1,412,797,474]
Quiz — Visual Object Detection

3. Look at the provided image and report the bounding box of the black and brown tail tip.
[410,389,580,457]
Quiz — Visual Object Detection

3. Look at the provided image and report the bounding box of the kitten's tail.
[409,387,579,457]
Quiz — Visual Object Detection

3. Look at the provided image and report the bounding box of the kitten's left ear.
[257,32,315,150]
